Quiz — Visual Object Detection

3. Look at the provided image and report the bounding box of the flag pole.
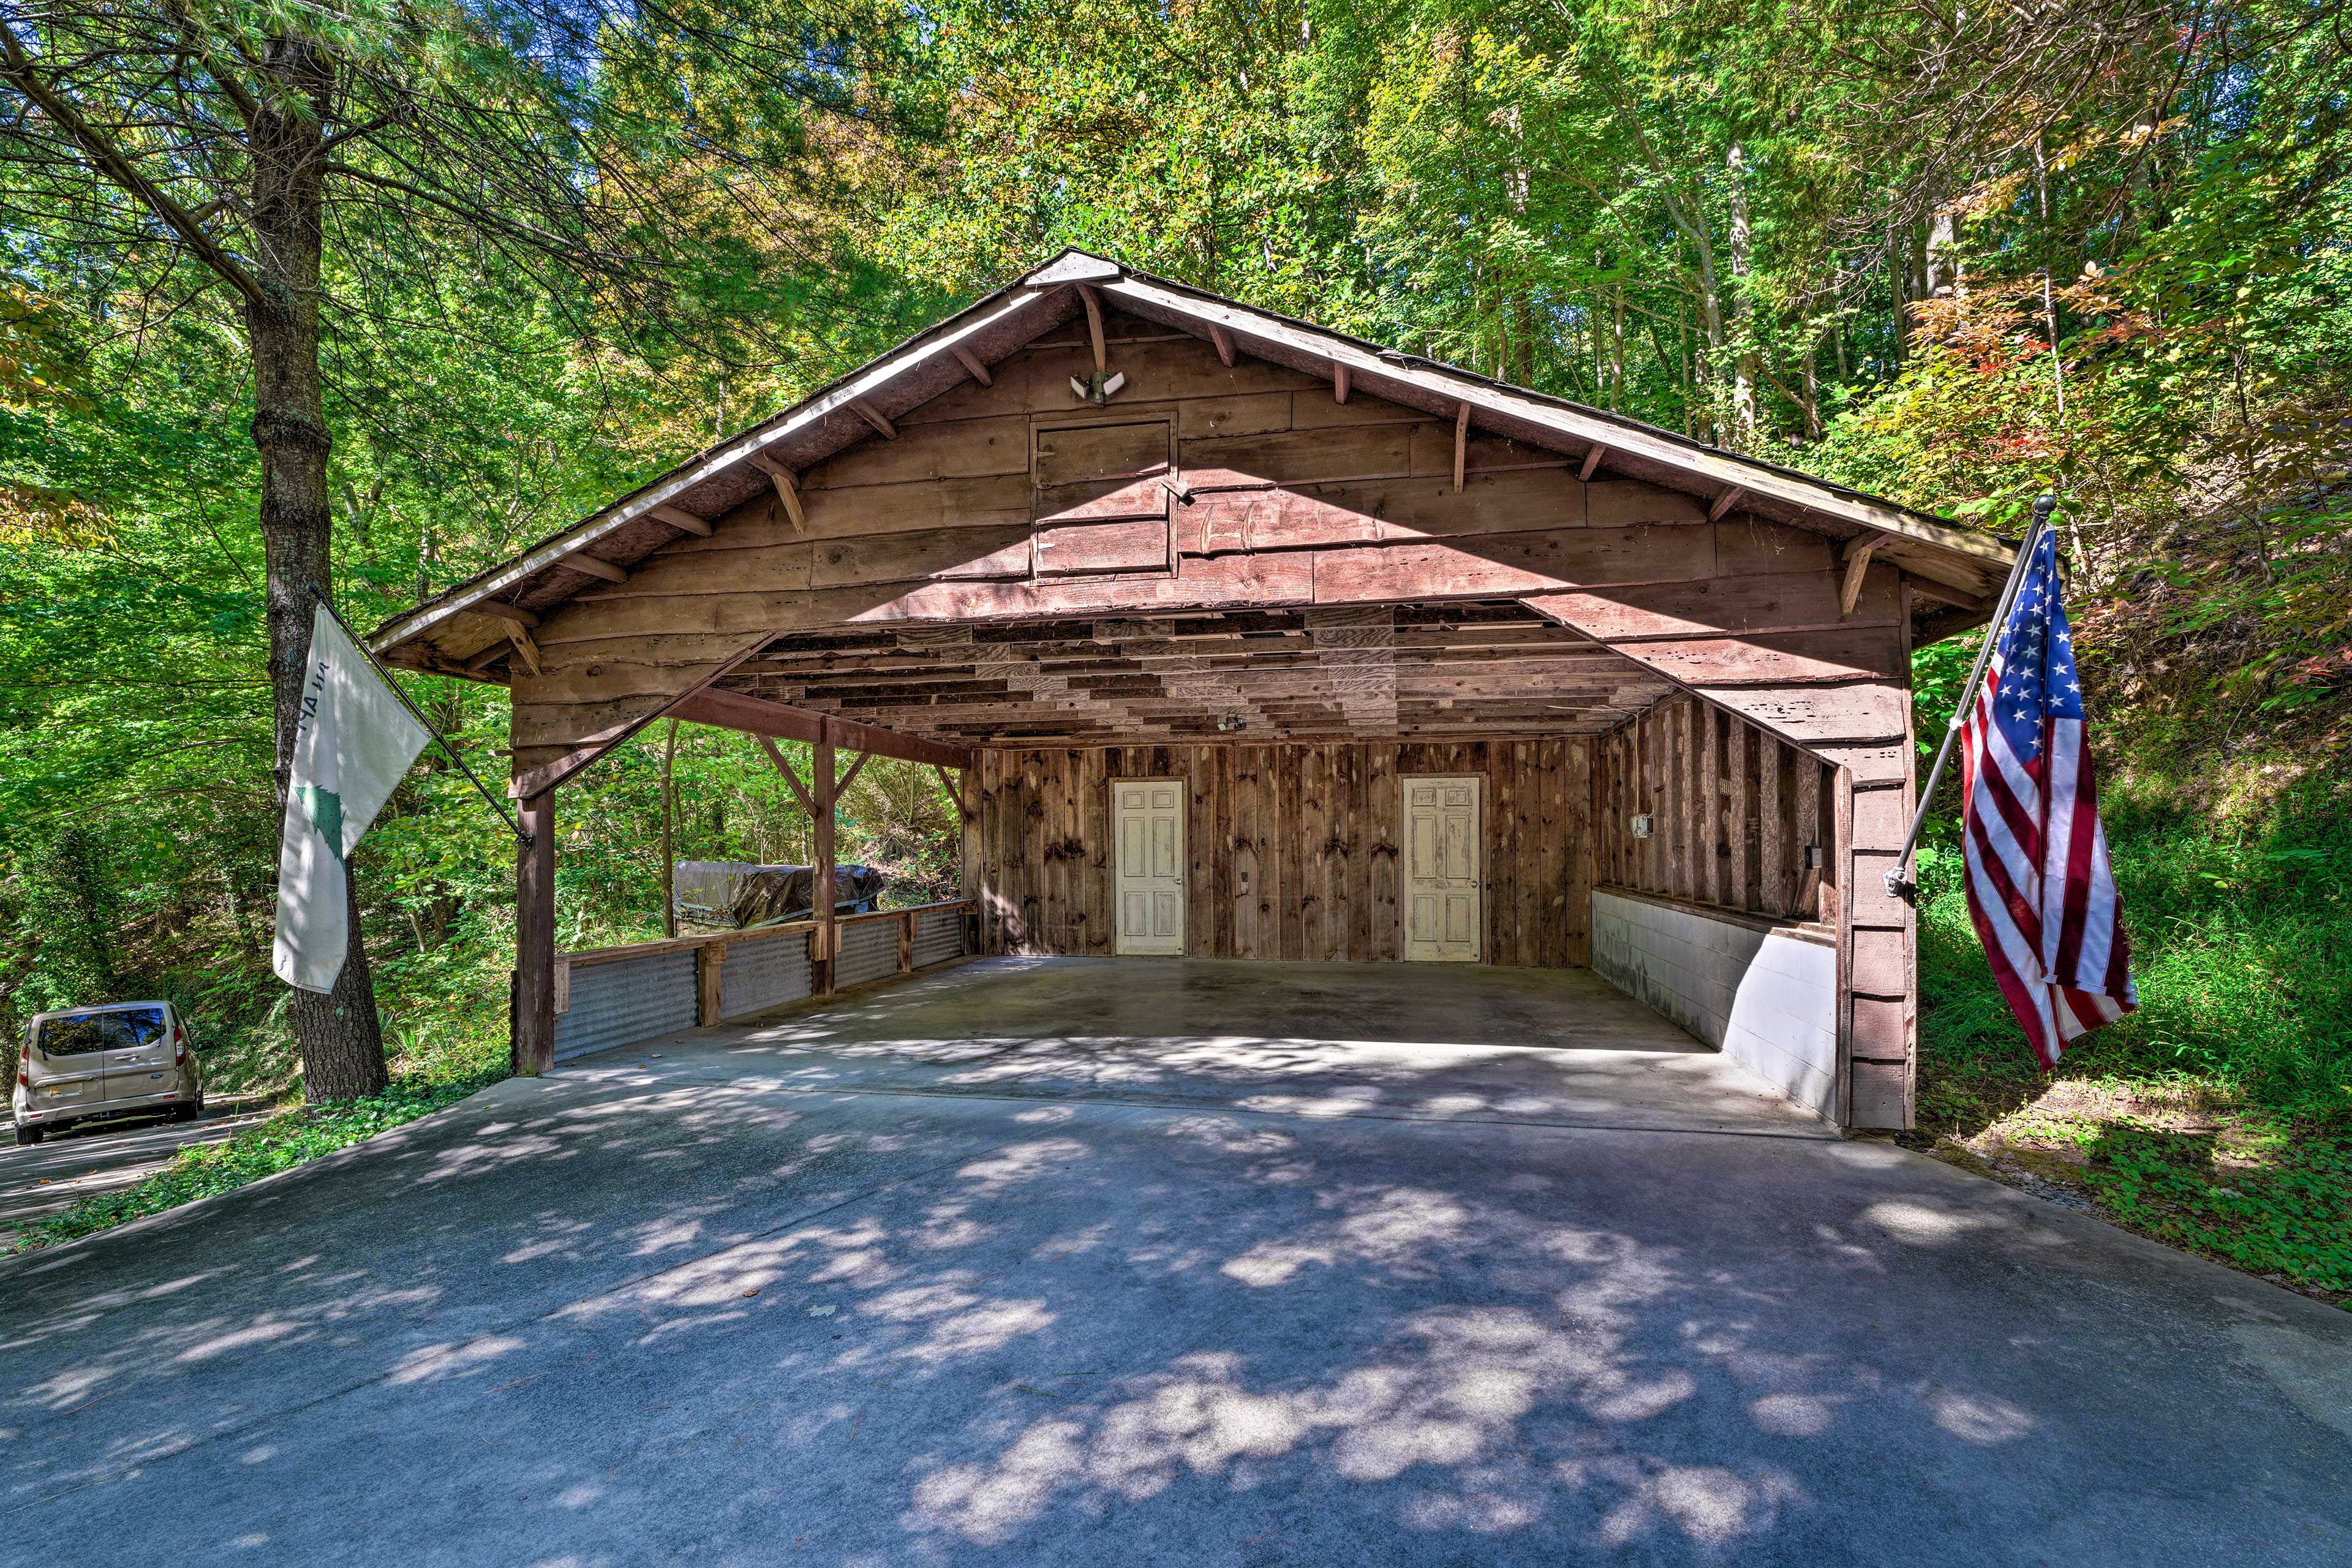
[307,585,532,846]
[1882,492,2055,902]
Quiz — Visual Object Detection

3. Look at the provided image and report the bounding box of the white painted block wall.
[1591,889,1839,1121]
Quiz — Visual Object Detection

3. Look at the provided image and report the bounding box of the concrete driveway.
[0,958,2345,1566]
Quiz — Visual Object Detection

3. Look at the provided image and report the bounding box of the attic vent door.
[1031,417,1173,577]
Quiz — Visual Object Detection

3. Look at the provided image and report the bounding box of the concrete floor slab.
[0,959,2343,1566]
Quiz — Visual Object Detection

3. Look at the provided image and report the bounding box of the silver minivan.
[13,1001,205,1146]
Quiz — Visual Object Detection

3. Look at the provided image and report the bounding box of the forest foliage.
[2,0,2347,1141]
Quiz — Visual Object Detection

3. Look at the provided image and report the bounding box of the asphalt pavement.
[0,1103,274,1243]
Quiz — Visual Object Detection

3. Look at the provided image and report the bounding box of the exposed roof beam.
[1452,403,1471,493]
[1708,487,1746,522]
[1840,535,1882,617]
[669,687,971,769]
[952,345,993,386]
[1076,282,1108,372]
[745,451,807,531]
[564,554,628,584]
[647,504,710,537]
[1210,324,1236,367]
[1333,363,1351,404]
[1580,445,1607,481]
[464,601,538,629]
[850,399,898,440]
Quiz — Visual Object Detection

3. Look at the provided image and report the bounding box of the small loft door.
[1114,780,1186,955]
[1404,777,1482,962]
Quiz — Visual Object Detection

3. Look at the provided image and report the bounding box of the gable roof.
[369,248,2010,666]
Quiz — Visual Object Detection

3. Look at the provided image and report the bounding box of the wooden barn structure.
[369,251,2014,1129]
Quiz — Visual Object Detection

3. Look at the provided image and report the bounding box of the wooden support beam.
[1333,363,1351,404]
[464,638,514,675]
[747,452,806,531]
[668,687,973,769]
[813,730,837,993]
[648,504,711,537]
[565,552,629,584]
[1708,486,1747,522]
[952,345,993,386]
[1076,283,1108,372]
[756,734,815,813]
[850,399,897,440]
[1839,535,1882,617]
[836,749,872,796]
[1210,324,1236,367]
[1580,445,1607,481]
[505,624,543,676]
[1453,403,1471,493]
[465,601,539,629]
[514,791,556,1075]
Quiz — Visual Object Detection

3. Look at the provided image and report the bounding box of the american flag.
[1958,526,2137,1066]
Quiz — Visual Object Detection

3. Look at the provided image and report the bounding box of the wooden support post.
[1333,363,1351,404]
[1077,283,1107,372]
[748,454,807,531]
[1580,445,1607,481]
[513,791,557,1075]
[697,941,726,1025]
[1452,403,1471,492]
[814,723,837,994]
[850,399,897,440]
[898,911,914,973]
[952,345,993,386]
[1210,324,1236,366]
[648,504,711,537]
[1708,486,1746,522]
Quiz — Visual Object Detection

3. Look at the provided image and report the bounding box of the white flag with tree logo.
[273,605,431,993]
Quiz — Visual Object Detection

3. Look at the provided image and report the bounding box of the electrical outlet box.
[1804,845,1825,869]
[1630,813,1652,840]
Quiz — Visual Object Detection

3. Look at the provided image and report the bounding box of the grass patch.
[9,1066,505,1254]
[1912,786,2352,1308]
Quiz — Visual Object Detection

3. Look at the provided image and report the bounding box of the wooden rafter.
[648,504,712,537]
[747,451,807,530]
[1580,445,1607,481]
[1333,363,1351,404]
[757,734,815,812]
[850,400,897,440]
[464,601,538,628]
[1452,403,1471,492]
[1839,535,1882,617]
[1076,283,1108,372]
[565,553,628,584]
[1210,323,1236,367]
[952,345,993,386]
[1708,486,1746,522]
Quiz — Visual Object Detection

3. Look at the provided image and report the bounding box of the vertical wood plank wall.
[973,739,1593,967]
[1592,692,1839,925]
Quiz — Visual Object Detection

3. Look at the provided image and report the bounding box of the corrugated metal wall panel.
[914,907,965,968]
[722,931,813,1019]
[554,951,696,1063]
[835,918,900,989]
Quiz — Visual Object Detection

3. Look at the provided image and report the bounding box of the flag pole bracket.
[1882,492,2056,905]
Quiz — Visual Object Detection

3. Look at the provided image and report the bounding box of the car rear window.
[36,1008,166,1055]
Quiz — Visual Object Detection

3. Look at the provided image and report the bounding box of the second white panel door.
[1114,780,1186,955]
[1404,776,1482,962]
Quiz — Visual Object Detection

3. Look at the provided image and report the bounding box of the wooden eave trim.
[367,281,1065,657]
[1097,273,2013,587]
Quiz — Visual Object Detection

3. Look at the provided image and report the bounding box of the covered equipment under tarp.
[674,860,886,930]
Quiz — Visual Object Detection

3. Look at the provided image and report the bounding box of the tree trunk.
[1727,141,1758,445]
[251,34,388,1102]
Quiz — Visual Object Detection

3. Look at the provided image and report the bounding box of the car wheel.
[172,1099,200,1123]
[13,1124,41,1147]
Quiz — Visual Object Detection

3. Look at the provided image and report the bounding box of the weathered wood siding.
[972,739,1593,967]
[1592,692,1839,925]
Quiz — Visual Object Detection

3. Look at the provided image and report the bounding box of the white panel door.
[1114,780,1186,956]
[1404,776,1482,962]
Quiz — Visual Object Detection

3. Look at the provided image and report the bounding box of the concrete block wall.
[1591,889,1839,1122]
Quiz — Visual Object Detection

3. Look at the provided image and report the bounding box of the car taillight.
[173,1026,187,1065]
[15,1055,26,1087]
